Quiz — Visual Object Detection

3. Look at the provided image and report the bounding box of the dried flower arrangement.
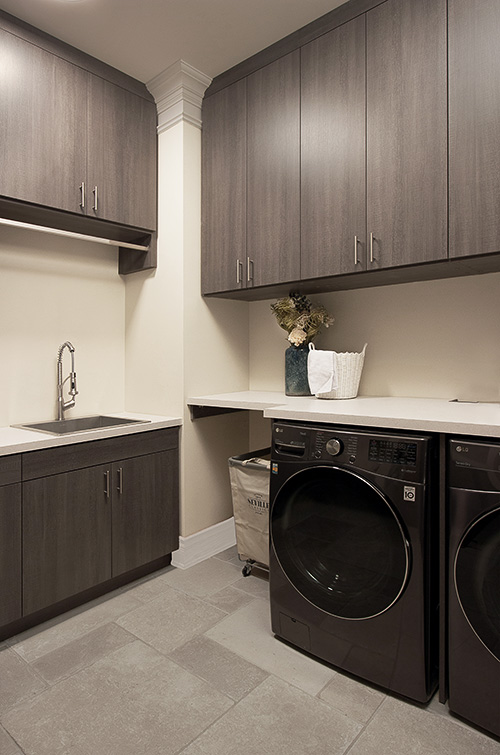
[271,293,333,347]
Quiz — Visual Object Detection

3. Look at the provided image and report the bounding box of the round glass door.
[454,507,500,661]
[271,466,410,620]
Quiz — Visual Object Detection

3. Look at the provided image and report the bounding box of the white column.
[125,61,250,562]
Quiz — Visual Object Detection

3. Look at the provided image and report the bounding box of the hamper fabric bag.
[308,343,367,399]
[228,449,271,568]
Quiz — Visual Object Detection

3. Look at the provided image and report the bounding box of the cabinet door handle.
[354,235,359,266]
[92,185,98,212]
[247,257,254,282]
[369,232,375,263]
[236,259,243,284]
[104,470,110,499]
[79,182,85,209]
[117,467,123,495]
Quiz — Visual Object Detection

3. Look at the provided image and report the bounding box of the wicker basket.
[316,344,367,399]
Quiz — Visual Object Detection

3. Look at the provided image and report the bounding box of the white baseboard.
[171,517,236,570]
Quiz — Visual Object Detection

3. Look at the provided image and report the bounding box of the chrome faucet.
[57,341,78,420]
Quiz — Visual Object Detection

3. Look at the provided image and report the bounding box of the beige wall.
[249,272,500,403]
[125,119,250,538]
[0,226,125,428]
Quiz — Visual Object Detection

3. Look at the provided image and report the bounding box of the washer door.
[454,507,500,661]
[271,466,410,619]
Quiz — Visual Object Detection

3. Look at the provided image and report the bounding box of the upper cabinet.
[0,13,157,273]
[301,16,366,279]
[246,52,300,288]
[366,0,447,270]
[201,79,247,295]
[202,0,450,298]
[0,29,88,215]
[448,0,500,259]
[202,53,300,295]
[88,76,157,231]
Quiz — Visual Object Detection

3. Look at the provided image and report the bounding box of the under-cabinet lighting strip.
[0,217,150,251]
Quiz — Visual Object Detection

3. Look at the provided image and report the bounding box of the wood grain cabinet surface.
[201,0,454,297]
[301,15,366,279]
[21,431,179,617]
[0,29,88,215]
[0,16,157,240]
[23,465,112,615]
[202,52,300,295]
[448,0,500,259]
[201,79,247,294]
[246,51,300,288]
[366,0,448,270]
[0,478,22,627]
[111,450,179,577]
[87,76,157,231]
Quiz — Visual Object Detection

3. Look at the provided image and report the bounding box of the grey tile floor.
[0,546,498,754]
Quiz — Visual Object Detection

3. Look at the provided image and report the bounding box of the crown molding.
[147,60,212,133]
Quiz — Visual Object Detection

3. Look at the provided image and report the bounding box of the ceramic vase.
[285,344,311,396]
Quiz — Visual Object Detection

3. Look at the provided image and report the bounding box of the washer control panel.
[273,422,429,482]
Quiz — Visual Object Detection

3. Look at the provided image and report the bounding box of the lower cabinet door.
[23,465,112,615]
[111,450,179,576]
[0,483,21,626]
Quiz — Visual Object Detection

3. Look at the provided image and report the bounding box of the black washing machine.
[447,438,500,737]
[269,421,439,703]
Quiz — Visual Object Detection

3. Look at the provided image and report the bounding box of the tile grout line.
[0,720,28,755]
[172,675,272,755]
[341,695,389,755]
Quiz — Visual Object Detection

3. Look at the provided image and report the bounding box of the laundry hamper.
[311,344,367,399]
[228,448,271,576]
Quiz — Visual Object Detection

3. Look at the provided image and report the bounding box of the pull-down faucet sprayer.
[57,341,78,421]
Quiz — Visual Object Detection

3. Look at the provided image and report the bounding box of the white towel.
[308,344,338,395]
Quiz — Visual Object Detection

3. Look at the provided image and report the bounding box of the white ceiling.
[0,0,345,84]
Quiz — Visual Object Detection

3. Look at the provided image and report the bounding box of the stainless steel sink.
[15,415,149,436]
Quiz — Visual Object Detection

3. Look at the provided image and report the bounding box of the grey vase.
[285,345,311,396]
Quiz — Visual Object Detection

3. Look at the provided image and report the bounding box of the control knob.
[326,438,343,456]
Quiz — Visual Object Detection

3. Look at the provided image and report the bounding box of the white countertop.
[187,391,500,437]
[0,412,182,457]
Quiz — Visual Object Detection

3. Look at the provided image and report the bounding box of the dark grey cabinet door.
[23,466,111,615]
[0,29,87,214]
[88,76,157,231]
[0,483,21,626]
[111,450,179,576]
[301,16,366,279]
[246,51,301,287]
[449,0,500,258]
[201,79,247,294]
[366,0,447,269]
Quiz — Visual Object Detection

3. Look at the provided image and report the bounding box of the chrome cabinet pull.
[236,259,243,284]
[354,235,359,266]
[247,257,254,282]
[369,232,375,263]
[79,182,85,209]
[92,185,98,212]
[117,467,123,495]
[104,470,110,499]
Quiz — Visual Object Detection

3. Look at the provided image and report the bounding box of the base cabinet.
[0,479,22,626]
[111,450,179,576]
[23,465,112,615]
[21,428,179,619]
